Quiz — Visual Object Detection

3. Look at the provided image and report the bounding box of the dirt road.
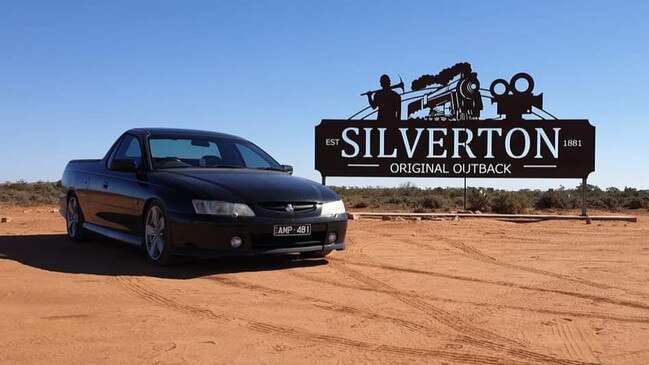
[1,205,648,364]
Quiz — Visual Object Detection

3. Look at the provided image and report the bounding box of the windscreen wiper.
[255,167,285,172]
[209,164,246,169]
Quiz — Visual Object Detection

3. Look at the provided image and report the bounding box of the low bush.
[468,189,491,212]
[625,197,648,209]
[352,201,369,209]
[536,190,571,210]
[0,181,61,205]
[421,194,451,210]
[491,192,526,214]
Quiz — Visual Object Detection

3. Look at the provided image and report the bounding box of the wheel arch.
[141,197,164,225]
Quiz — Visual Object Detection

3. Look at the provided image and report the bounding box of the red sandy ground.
[1,204,648,364]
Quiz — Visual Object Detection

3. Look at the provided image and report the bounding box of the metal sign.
[315,63,596,182]
[316,119,595,178]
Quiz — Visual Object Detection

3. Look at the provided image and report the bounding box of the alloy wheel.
[145,206,166,260]
[67,197,79,237]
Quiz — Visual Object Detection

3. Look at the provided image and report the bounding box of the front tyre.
[144,202,174,266]
[66,194,89,241]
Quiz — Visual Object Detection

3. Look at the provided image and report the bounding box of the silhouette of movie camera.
[489,73,543,120]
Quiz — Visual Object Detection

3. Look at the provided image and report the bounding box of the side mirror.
[282,164,293,175]
[111,158,138,172]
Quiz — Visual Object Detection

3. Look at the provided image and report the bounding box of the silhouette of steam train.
[351,62,547,121]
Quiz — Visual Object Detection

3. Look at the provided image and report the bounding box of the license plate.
[273,224,311,236]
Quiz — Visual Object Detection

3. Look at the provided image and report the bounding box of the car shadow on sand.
[0,234,328,279]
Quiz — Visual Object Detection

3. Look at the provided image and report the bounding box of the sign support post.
[581,177,588,217]
[463,177,467,211]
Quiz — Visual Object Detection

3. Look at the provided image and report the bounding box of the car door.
[93,134,143,233]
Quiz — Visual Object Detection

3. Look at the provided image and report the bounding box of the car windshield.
[148,136,283,170]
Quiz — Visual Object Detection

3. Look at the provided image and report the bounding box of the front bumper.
[172,242,346,259]
[167,211,348,258]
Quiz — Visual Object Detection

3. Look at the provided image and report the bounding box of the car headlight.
[321,200,345,216]
[192,200,255,217]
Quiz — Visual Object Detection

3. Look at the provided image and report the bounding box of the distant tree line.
[1,180,648,213]
[0,180,61,205]
[332,182,649,214]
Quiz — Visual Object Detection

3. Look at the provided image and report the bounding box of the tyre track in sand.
[342,236,646,311]
[607,348,649,364]
[349,219,621,294]
[108,276,232,323]
[331,239,606,364]
[550,321,591,361]
[325,236,618,364]
[106,275,573,365]
[444,232,649,301]
[436,234,605,289]
[344,259,649,312]
[212,273,599,365]
[326,259,603,365]
[425,232,649,301]
[245,319,552,365]
[287,269,649,324]
[328,259,520,346]
[346,233,649,312]
[205,275,436,337]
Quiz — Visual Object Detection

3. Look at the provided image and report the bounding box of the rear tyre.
[66,194,89,242]
[144,201,174,266]
[300,249,333,258]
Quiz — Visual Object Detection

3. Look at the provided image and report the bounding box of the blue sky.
[1,0,647,189]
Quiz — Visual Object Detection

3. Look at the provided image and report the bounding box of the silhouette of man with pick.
[366,74,401,122]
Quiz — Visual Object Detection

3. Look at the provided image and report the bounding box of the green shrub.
[451,196,465,209]
[625,197,647,209]
[492,192,526,214]
[421,194,451,210]
[352,201,368,209]
[468,189,491,211]
[0,181,60,205]
[590,196,621,211]
[536,190,571,209]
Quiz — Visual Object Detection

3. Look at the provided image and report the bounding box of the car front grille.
[258,202,317,214]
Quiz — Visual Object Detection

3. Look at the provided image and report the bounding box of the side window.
[235,143,271,168]
[109,135,143,169]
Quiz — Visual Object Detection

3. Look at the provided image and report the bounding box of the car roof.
[126,128,244,140]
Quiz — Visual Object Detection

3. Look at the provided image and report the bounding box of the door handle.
[103,181,109,189]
